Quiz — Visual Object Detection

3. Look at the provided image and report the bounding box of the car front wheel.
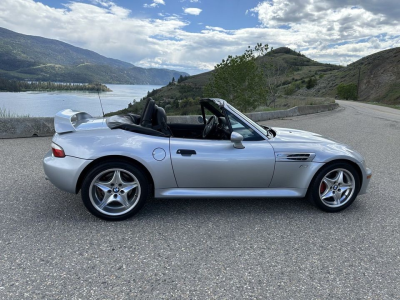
[309,162,360,212]
[81,161,149,221]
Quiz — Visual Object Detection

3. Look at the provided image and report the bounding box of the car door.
[169,138,275,188]
[169,100,276,188]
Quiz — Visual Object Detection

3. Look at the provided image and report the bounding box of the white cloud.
[0,0,398,75]
[144,0,165,8]
[248,0,400,66]
[205,26,228,32]
[183,7,202,15]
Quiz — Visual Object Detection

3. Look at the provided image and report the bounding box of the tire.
[81,161,149,221]
[308,162,360,212]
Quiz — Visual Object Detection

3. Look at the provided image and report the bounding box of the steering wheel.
[202,115,217,138]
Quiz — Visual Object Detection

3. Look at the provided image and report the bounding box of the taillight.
[51,142,65,158]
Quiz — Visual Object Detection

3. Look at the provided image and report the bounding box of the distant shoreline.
[0,79,112,93]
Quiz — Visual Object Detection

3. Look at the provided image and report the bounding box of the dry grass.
[254,96,335,112]
[0,107,30,118]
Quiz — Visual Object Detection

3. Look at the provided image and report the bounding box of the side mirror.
[231,132,245,149]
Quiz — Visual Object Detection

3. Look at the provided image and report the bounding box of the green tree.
[337,83,358,100]
[204,43,269,112]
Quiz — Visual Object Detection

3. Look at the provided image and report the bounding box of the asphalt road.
[0,101,399,299]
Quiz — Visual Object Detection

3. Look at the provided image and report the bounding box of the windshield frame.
[223,102,270,139]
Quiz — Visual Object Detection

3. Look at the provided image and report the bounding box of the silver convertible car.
[43,98,372,220]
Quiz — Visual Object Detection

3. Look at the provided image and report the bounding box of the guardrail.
[0,103,338,138]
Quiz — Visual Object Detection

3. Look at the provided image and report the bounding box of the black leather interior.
[168,123,204,139]
[141,99,155,128]
[106,97,206,138]
[152,106,172,135]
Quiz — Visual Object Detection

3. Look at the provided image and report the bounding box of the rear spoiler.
[54,109,93,133]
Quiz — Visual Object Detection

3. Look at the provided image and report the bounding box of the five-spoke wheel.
[309,162,360,212]
[81,161,149,220]
[319,168,355,208]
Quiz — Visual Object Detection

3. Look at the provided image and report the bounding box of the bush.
[284,81,301,95]
[306,77,317,89]
[337,83,358,100]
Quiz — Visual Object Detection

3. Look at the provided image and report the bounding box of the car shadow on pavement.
[36,187,363,224]
[137,196,358,220]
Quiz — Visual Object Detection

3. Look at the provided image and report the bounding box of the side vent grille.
[286,154,310,161]
[276,153,316,162]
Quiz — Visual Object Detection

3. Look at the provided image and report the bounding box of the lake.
[0,84,164,117]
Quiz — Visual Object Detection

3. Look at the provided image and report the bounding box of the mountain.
[144,47,343,102]
[0,27,188,84]
[293,47,400,104]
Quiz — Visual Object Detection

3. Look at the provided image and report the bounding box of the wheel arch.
[308,159,363,192]
[75,155,155,195]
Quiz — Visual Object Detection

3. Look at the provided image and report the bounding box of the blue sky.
[36,0,262,31]
[0,0,399,74]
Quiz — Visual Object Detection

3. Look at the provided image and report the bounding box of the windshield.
[226,104,270,137]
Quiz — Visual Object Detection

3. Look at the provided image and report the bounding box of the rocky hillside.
[294,48,400,104]
[0,27,188,84]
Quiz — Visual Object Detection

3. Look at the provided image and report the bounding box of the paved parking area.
[0,101,399,299]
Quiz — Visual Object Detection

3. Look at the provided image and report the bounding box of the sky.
[0,0,399,75]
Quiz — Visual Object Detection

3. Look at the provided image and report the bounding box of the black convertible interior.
[106,98,231,140]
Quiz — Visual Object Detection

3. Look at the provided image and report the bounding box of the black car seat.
[152,106,172,136]
[140,99,156,128]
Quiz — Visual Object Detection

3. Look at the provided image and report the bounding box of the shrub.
[306,77,317,89]
[337,83,358,100]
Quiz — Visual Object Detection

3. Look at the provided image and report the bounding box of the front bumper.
[43,150,92,194]
[359,167,372,195]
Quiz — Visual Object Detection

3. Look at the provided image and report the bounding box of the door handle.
[177,149,196,156]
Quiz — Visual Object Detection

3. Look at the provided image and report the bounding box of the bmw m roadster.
[43,98,371,220]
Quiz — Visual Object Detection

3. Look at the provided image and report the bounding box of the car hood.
[271,127,338,144]
[269,127,364,164]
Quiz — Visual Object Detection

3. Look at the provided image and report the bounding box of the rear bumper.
[43,150,92,194]
[359,167,372,195]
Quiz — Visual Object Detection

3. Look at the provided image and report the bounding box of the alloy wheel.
[319,168,355,208]
[89,168,141,216]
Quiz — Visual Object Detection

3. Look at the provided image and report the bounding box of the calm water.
[0,84,163,117]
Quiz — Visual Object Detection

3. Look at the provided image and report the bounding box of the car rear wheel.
[309,162,360,212]
[81,162,149,221]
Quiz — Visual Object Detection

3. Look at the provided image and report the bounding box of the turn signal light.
[51,142,65,158]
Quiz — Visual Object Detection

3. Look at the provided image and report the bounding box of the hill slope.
[294,47,400,104]
[0,27,188,84]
